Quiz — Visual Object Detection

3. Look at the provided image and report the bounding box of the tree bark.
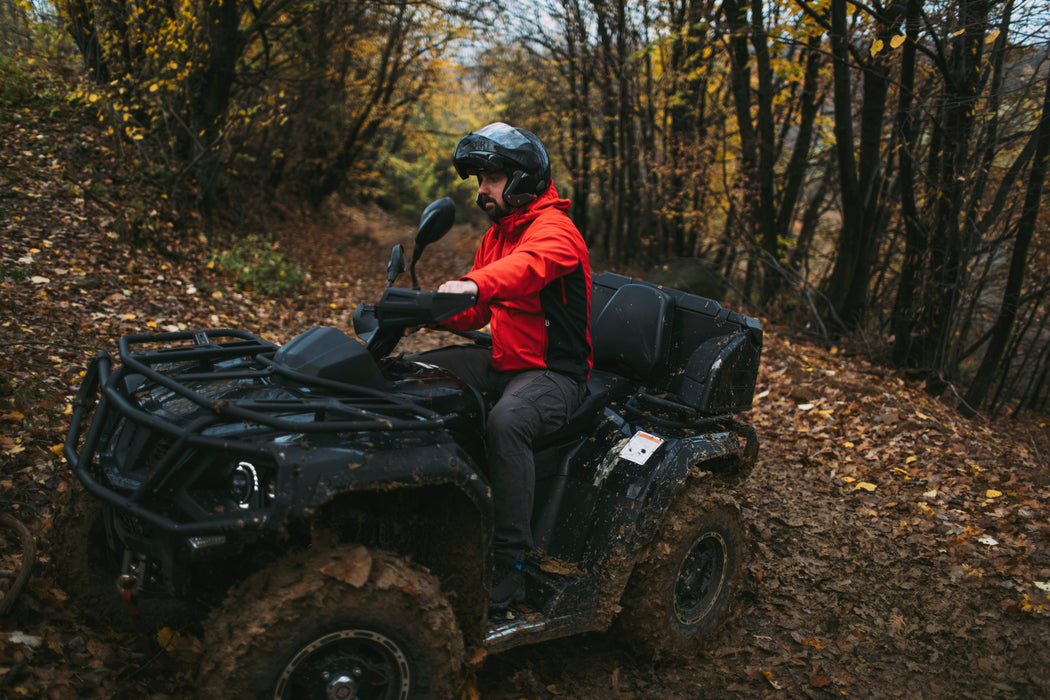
[961,67,1050,416]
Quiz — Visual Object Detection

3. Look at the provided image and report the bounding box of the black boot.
[489,558,525,614]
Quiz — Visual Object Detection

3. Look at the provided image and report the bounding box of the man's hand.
[438,279,479,296]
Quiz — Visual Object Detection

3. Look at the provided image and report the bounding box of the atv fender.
[579,424,755,620]
[273,439,494,643]
[272,440,492,521]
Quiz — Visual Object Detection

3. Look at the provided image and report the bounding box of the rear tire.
[197,545,465,700]
[617,487,746,661]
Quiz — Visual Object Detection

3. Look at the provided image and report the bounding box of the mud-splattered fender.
[271,438,492,524]
[580,426,753,583]
[590,428,751,504]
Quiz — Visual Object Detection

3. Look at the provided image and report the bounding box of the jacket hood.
[493,183,570,239]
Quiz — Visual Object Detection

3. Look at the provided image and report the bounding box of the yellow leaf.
[147,320,158,328]
[870,39,884,57]
[157,626,181,649]
[856,482,877,492]
[986,29,1000,44]
[986,489,1003,498]
[49,444,64,456]
[905,455,918,464]
[951,28,966,37]
[891,34,906,49]
[842,476,856,484]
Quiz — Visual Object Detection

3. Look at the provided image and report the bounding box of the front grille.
[103,418,179,487]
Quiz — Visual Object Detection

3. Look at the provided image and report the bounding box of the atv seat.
[591,283,673,384]
[533,370,630,453]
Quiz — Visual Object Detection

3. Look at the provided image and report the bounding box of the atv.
[58,197,762,699]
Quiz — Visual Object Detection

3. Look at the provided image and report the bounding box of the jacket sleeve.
[435,240,493,331]
[464,215,584,303]
[439,299,491,331]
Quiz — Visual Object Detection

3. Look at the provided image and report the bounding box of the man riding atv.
[414,122,592,613]
[58,122,762,699]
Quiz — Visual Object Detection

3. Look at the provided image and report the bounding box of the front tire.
[617,487,746,660]
[197,545,465,700]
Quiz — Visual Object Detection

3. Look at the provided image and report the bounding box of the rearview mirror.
[386,244,407,287]
[410,197,455,288]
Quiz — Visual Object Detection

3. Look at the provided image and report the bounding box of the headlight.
[230,461,260,509]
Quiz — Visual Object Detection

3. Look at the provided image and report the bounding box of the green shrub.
[210,235,305,296]
[0,56,35,106]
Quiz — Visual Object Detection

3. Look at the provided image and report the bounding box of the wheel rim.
[672,530,729,626]
[274,629,411,700]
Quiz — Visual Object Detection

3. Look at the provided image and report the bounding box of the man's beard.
[477,194,509,222]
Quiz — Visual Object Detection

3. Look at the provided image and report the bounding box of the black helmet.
[453,122,551,208]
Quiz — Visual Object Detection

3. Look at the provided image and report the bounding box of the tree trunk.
[961,67,1050,416]
[822,0,865,328]
[891,0,924,366]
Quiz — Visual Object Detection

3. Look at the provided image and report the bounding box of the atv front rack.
[64,329,451,535]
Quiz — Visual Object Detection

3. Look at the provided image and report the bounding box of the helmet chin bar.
[503,170,541,209]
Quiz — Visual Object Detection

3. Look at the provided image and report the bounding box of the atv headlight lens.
[230,461,259,508]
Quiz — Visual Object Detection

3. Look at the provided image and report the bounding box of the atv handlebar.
[375,287,476,327]
[354,287,478,359]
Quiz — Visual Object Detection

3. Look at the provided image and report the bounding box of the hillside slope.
[1,92,1048,698]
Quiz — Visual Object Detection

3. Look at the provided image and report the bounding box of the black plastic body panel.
[591,272,763,415]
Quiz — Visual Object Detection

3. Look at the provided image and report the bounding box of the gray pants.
[412,345,585,562]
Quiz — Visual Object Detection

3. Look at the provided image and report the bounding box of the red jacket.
[441,184,593,381]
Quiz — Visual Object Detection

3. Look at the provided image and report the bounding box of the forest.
[2,0,1050,697]
[3,0,1050,419]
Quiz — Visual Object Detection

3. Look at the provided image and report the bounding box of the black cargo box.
[590,272,762,416]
